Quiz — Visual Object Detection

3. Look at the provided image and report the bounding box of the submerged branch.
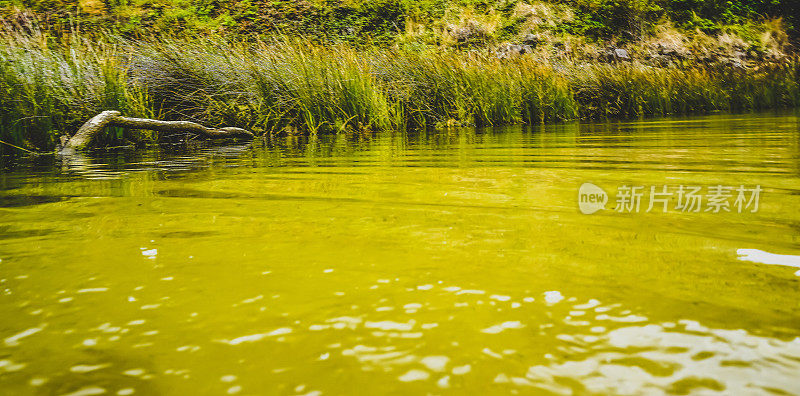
[62,110,254,152]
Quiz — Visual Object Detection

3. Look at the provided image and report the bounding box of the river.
[1,112,799,395]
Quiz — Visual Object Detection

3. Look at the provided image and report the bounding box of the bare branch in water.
[61,110,254,152]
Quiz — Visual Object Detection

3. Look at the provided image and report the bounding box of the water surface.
[1,113,800,395]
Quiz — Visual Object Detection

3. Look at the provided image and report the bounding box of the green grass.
[0,28,153,150]
[3,0,797,44]
[570,63,799,118]
[1,30,798,151]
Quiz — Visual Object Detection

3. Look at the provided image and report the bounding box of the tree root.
[61,110,254,152]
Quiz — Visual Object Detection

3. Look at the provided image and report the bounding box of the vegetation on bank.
[1,0,798,152]
[1,25,797,151]
[1,0,797,46]
[1,1,797,71]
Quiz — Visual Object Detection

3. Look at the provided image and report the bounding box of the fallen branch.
[62,110,254,152]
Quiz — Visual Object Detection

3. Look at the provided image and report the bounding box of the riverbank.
[1,28,798,151]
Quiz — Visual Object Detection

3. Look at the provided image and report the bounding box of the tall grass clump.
[568,62,799,118]
[512,60,578,123]
[130,38,393,135]
[371,51,577,128]
[722,63,800,111]
[0,25,153,150]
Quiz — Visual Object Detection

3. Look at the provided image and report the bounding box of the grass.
[1,29,798,151]
[0,26,154,150]
[570,63,799,118]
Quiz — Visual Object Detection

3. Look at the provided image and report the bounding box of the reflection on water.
[738,249,800,273]
[1,113,799,395]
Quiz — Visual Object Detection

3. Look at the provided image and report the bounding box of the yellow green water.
[1,113,800,395]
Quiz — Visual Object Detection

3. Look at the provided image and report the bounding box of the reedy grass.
[130,38,393,136]
[371,51,577,128]
[570,62,800,118]
[1,30,798,151]
[0,27,153,150]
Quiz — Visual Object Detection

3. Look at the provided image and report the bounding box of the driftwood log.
[62,110,254,152]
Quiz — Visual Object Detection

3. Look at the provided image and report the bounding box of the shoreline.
[2,109,797,159]
[1,33,798,152]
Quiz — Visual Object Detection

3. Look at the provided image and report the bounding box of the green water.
[1,113,800,395]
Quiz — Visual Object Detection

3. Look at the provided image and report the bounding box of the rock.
[651,42,690,61]
[614,48,630,60]
[523,33,542,47]
[648,53,671,66]
[449,20,490,46]
[495,43,533,59]
[599,47,631,63]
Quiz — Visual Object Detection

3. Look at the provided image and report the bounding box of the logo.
[577,183,762,214]
[578,183,608,214]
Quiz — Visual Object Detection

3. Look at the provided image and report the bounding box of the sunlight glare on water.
[1,113,800,395]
